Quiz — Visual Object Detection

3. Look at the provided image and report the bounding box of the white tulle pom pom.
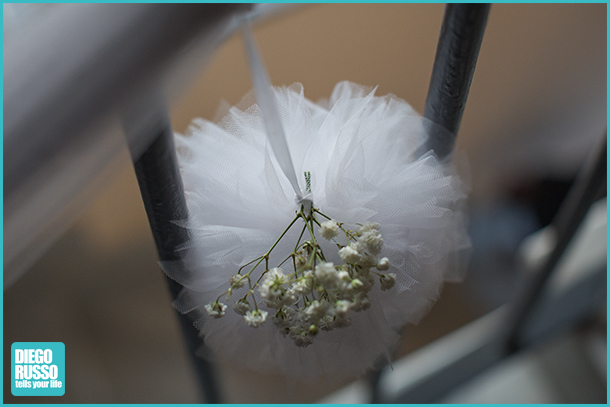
[165,81,470,382]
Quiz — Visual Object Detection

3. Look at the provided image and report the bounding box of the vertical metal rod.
[505,134,607,353]
[423,4,490,158]
[370,5,490,401]
[126,108,222,403]
[368,365,385,404]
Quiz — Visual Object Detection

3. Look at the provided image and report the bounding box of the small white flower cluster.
[204,209,396,348]
[204,301,227,318]
[319,220,339,240]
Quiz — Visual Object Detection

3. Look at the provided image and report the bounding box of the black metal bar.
[369,5,491,401]
[423,4,490,158]
[368,369,384,403]
[505,134,607,353]
[125,107,222,403]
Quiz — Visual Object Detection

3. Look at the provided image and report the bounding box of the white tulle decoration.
[165,79,470,382]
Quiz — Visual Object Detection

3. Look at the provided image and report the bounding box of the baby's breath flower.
[379,273,396,291]
[280,290,298,307]
[337,270,351,281]
[244,309,268,327]
[263,268,287,285]
[336,270,352,292]
[360,273,376,292]
[320,220,340,240]
[275,305,296,321]
[338,244,361,264]
[258,285,282,307]
[284,306,297,319]
[351,292,371,311]
[376,257,390,271]
[295,255,308,271]
[305,300,328,321]
[358,230,384,255]
[259,268,289,307]
[229,273,247,289]
[357,252,377,268]
[350,278,364,291]
[219,207,396,347]
[291,274,312,294]
[272,309,291,329]
[232,299,251,315]
[358,222,380,234]
[314,262,337,289]
[319,315,334,331]
[204,301,227,318]
[331,313,352,329]
[273,306,297,329]
[334,300,351,315]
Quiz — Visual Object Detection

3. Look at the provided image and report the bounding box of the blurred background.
[3,3,606,403]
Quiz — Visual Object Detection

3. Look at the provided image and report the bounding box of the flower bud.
[376,257,390,271]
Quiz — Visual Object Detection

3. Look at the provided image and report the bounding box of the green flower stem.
[313,208,331,220]
[237,256,263,274]
[277,253,294,268]
[245,212,301,279]
[309,284,318,302]
[313,207,357,244]
[250,289,259,311]
[306,244,318,270]
[226,205,351,317]
[222,212,303,304]
[252,268,267,288]
[294,223,308,252]
[342,225,358,240]
[305,215,318,246]
[325,289,338,304]
[264,212,301,258]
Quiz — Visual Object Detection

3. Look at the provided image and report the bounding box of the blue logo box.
[11,342,65,396]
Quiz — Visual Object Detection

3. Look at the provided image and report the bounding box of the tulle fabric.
[165,81,470,382]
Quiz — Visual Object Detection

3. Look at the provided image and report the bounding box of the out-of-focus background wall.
[4,3,606,403]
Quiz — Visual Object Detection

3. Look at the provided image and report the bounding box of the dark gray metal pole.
[423,4,490,158]
[126,106,223,403]
[505,134,607,353]
[370,6,490,402]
